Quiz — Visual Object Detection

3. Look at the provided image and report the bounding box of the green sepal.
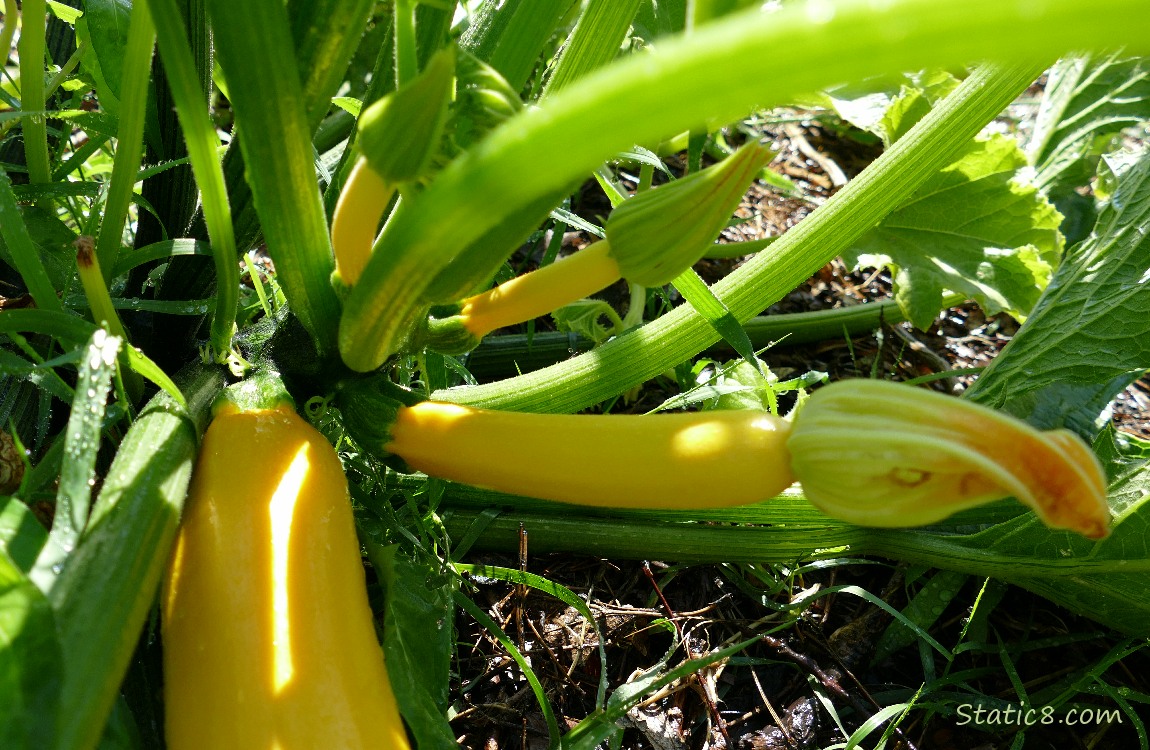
[335,376,426,472]
[212,370,296,415]
[357,46,455,184]
[420,315,483,355]
[606,142,772,286]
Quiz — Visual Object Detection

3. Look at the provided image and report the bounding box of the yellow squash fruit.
[163,396,411,750]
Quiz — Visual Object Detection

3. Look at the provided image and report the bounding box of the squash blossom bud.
[787,380,1110,539]
[605,142,772,286]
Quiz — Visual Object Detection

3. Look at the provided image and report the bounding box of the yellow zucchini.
[338,376,1109,537]
[336,374,796,509]
[163,390,410,749]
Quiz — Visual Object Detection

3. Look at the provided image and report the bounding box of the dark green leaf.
[0,547,63,750]
[367,544,458,750]
[78,0,133,116]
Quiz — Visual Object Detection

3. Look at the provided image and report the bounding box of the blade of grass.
[92,0,155,279]
[456,562,610,709]
[203,0,341,357]
[672,267,761,374]
[433,62,1048,409]
[29,329,121,593]
[111,238,211,277]
[0,170,63,312]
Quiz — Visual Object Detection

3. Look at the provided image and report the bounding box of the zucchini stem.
[385,401,796,509]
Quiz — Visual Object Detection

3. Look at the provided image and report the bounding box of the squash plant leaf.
[823,69,961,147]
[368,542,459,750]
[844,133,1063,329]
[0,547,63,750]
[1028,53,1150,198]
[878,149,1150,635]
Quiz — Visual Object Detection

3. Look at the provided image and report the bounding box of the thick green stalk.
[93,0,155,280]
[134,0,209,252]
[146,0,239,360]
[203,0,342,357]
[394,0,418,86]
[434,62,1046,410]
[463,292,967,380]
[541,0,644,96]
[460,0,578,92]
[17,0,51,185]
[343,0,1147,375]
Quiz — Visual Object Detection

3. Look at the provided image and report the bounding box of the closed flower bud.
[606,142,772,286]
[787,379,1110,539]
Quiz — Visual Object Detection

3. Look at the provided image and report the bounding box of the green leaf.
[0,498,48,575]
[844,133,1063,329]
[552,298,622,344]
[1028,53,1150,197]
[0,547,63,750]
[823,69,961,147]
[865,150,1150,634]
[46,0,83,24]
[964,149,1150,430]
[331,96,362,117]
[78,0,134,117]
[363,542,458,750]
[874,569,968,663]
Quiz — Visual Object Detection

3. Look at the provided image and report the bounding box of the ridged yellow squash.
[163,398,411,749]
